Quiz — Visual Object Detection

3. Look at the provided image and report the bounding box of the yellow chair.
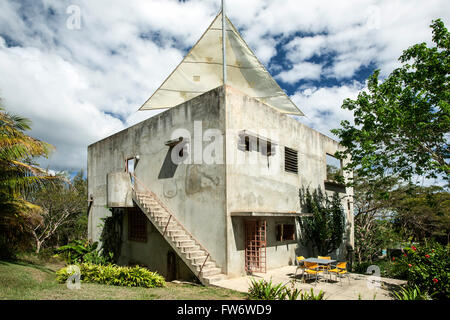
[294,256,306,282]
[317,256,331,273]
[303,261,323,285]
[329,262,350,285]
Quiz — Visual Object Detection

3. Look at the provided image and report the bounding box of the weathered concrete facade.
[88,85,354,282]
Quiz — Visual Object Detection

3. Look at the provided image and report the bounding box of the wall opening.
[326,153,343,182]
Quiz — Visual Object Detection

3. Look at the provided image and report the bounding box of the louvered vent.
[284,147,298,174]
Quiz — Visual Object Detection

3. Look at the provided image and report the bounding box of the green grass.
[0,259,246,300]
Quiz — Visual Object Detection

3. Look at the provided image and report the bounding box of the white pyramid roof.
[139,12,304,116]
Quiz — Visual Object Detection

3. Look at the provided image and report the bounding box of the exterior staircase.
[131,183,227,285]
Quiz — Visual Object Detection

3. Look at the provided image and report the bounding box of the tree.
[0,105,58,258]
[25,171,88,253]
[391,184,450,244]
[352,174,401,263]
[332,19,449,182]
[298,187,345,256]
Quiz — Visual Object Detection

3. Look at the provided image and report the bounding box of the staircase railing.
[130,173,213,276]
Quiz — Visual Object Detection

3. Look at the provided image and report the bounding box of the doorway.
[244,220,267,273]
[167,251,177,281]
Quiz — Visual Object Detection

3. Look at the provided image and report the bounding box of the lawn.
[0,258,246,300]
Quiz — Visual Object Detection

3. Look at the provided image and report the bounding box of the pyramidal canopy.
[139,11,304,116]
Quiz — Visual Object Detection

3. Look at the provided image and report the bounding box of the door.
[244,220,267,273]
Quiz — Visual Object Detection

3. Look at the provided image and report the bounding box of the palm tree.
[0,105,58,257]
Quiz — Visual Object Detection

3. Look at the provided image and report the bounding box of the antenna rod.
[222,0,227,85]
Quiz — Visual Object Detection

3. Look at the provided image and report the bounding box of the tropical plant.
[56,263,166,288]
[247,278,286,300]
[393,285,432,300]
[298,187,345,256]
[56,239,112,265]
[0,105,59,258]
[299,288,325,300]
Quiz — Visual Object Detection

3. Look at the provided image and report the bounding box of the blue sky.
[0,0,448,182]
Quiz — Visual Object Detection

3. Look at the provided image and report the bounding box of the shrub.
[55,240,112,265]
[56,263,166,288]
[397,242,449,300]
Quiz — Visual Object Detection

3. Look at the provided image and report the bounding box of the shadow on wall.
[158,146,179,179]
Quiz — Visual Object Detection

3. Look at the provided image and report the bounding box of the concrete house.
[87,12,354,285]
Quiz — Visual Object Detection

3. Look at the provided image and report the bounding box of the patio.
[211,265,407,300]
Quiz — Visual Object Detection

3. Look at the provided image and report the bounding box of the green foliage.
[247,278,285,300]
[247,278,324,300]
[298,187,345,256]
[56,263,166,288]
[99,209,123,264]
[332,19,450,182]
[56,239,112,265]
[299,288,325,300]
[390,184,450,244]
[393,285,432,300]
[396,242,449,299]
[0,105,59,259]
[353,259,408,280]
[24,171,88,253]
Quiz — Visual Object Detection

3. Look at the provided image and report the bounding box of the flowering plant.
[397,241,449,300]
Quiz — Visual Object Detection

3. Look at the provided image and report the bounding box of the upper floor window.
[238,131,276,156]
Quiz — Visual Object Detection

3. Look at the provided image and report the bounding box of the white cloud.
[276,62,322,83]
[290,82,365,138]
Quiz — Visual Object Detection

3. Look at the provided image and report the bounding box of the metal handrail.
[197,253,210,278]
[130,173,213,266]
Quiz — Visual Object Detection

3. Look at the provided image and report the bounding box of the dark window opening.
[238,131,276,156]
[128,209,147,242]
[284,147,298,174]
[276,224,296,242]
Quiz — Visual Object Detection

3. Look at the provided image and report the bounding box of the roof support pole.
[222,0,227,85]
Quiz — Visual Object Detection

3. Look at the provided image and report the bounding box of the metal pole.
[222,0,227,85]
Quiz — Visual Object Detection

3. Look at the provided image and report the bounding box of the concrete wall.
[224,86,354,277]
[119,208,196,281]
[88,87,228,274]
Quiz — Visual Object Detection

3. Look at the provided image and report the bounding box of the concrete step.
[185,250,206,258]
[190,255,211,265]
[200,267,222,277]
[165,229,184,236]
[175,240,196,247]
[179,245,200,252]
[193,261,216,271]
[171,234,190,241]
[203,273,228,284]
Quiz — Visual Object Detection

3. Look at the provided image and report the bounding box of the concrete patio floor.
[212,266,407,300]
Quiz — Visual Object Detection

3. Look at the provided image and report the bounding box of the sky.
[0,0,449,177]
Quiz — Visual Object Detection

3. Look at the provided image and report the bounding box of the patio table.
[302,258,337,282]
